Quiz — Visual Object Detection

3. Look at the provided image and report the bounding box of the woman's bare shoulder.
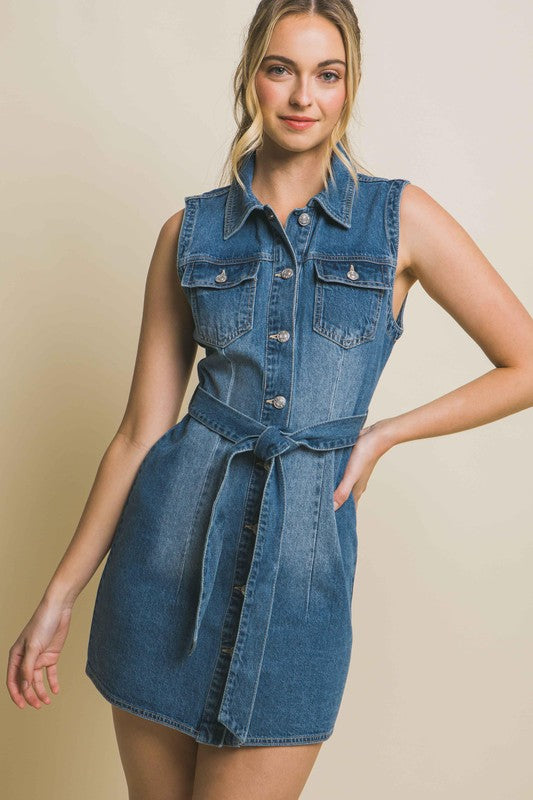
[160,208,185,240]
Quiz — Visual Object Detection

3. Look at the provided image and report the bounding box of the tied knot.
[253,426,296,462]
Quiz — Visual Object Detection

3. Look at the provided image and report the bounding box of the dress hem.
[85,660,335,748]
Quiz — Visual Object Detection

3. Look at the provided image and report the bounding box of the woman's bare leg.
[111,705,199,800]
[192,740,324,800]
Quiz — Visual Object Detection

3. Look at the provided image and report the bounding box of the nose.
[289,76,314,108]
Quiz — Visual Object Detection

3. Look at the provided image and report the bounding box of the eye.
[321,71,341,82]
[267,65,289,76]
[266,65,341,83]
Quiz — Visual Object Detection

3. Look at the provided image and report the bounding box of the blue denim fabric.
[85,146,410,748]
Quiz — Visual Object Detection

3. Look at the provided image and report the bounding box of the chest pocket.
[312,259,391,348]
[180,259,261,348]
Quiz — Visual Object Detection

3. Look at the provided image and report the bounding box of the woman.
[7,1,533,798]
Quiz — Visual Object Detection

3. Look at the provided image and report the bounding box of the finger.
[32,667,51,705]
[21,643,42,709]
[333,478,354,511]
[21,678,42,709]
[6,649,27,708]
[46,663,60,695]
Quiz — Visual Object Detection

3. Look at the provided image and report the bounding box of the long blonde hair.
[219,0,369,194]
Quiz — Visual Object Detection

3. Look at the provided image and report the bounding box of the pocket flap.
[314,259,392,289]
[181,259,261,289]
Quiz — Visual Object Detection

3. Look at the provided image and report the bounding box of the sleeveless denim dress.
[85,145,410,748]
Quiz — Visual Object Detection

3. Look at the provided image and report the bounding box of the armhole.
[176,196,198,283]
[385,178,411,341]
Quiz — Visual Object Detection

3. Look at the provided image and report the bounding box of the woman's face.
[254,13,347,154]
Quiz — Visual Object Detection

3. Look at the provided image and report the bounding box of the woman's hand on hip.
[333,418,395,511]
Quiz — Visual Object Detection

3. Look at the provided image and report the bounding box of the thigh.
[192,741,324,800]
[111,705,199,800]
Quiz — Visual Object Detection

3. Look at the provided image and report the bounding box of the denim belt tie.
[185,384,368,742]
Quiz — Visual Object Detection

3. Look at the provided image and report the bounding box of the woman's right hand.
[6,597,74,709]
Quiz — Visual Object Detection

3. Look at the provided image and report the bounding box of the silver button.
[266,395,286,409]
[215,268,227,283]
[297,212,311,226]
[269,330,290,342]
[275,267,294,279]
[346,264,359,280]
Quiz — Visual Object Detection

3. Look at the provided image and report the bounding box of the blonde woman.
[7,1,533,798]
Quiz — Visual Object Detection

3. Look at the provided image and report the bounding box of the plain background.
[2,1,532,797]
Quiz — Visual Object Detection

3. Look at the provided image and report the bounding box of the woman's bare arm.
[334,185,533,508]
[7,210,199,709]
[43,209,197,608]
[374,184,533,451]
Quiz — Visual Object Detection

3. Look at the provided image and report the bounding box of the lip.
[280,116,317,130]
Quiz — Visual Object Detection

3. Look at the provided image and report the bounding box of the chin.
[266,130,323,153]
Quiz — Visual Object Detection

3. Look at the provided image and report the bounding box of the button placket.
[217,467,267,669]
[198,196,321,742]
[261,240,294,424]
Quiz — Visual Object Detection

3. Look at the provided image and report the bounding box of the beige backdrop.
[2,1,532,798]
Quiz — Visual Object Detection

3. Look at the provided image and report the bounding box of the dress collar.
[223,145,356,239]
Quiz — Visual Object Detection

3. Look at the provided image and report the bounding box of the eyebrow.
[262,54,346,68]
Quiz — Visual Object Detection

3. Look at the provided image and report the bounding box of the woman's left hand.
[333,419,395,511]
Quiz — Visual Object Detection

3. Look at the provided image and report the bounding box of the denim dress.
[85,145,410,748]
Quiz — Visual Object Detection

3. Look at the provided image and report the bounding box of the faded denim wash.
[85,145,410,747]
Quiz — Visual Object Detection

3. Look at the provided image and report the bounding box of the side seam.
[384,178,411,341]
